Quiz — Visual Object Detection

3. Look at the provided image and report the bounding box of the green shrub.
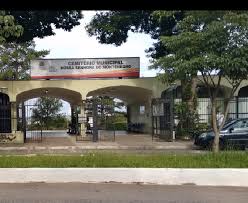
[106,122,127,130]
[174,102,200,139]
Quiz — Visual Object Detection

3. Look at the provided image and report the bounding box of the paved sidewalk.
[0,133,198,154]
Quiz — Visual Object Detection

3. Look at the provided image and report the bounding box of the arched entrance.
[0,93,11,133]
[235,85,248,118]
[238,86,248,97]
[16,88,82,143]
[81,85,152,142]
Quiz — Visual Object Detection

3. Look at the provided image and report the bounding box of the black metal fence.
[151,98,173,141]
[17,104,42,143]
[96,97,116,142]
[152,97,248,141]
[194,97,248,126]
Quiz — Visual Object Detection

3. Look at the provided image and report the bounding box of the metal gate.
[18,104,42,143]
[96,96,115,141]
[76,97,115,142]
[151,98,173,141]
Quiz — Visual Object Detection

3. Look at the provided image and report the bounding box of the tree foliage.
[0,11,82,80]
[0,11,23,43]
[0,41,49,80]
[85,11,184,59]
[152,11,248,152]
[32,97,63,130]
[5,11,83,42]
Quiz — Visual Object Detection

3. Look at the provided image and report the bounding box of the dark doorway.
[0,93,11,133]
[238,86,248,97]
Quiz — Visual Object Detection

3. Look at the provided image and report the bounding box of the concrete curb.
[0,168,247,186]
[0,145,192,151]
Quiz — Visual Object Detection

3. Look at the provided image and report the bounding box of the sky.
[33,11,160,115]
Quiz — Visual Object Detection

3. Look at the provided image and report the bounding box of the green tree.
[0,11,23,43]
[96,96,125,115]
[89,96,127,130]
[49,114,68,130]
[0,11,81,81]
[32,97,63,130]
[0,41,49,80]
[152,11,248,152]
[5,11,83,42]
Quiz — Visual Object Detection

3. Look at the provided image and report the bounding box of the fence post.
[236,96,239,119]
[151,99,154,141]
[92,97,98,142]
[170,89,175,141]
[21,102,26,141]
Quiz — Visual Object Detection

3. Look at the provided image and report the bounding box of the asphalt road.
[0,183,247,203]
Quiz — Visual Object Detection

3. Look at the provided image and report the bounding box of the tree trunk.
[181,76,198,137]
[188,77,197,112]
[181,79,188,102]
[212,99,220,153]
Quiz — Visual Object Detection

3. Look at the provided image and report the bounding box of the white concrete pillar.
[11,102,17,133]
[145,99,152,134]
[79,100,86,137]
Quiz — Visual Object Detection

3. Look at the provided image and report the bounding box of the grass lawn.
[0,151,247,168]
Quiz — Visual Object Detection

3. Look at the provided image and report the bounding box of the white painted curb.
[0,168,247,186]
